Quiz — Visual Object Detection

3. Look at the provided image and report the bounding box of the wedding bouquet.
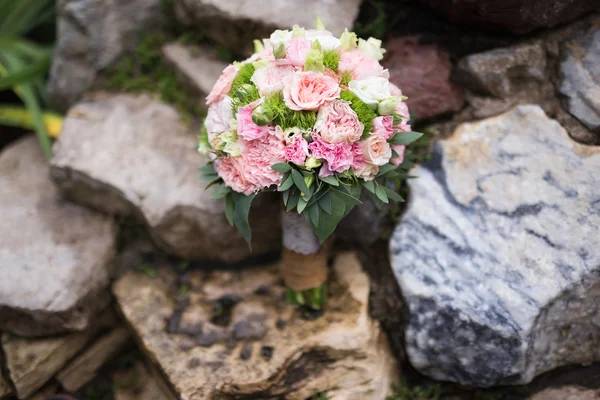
[199,19,422,309]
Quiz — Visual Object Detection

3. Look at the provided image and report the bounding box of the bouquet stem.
[281,210,329,310]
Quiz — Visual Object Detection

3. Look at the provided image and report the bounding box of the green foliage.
[104,32,201,121]
[262,93,317,131]
[353,0,390,39]
[340,71,353,87]
[322,49,340,72]
[229,63,255,97]
[339,90,377,137]
[387,380,441,400]
[0,0,56,159]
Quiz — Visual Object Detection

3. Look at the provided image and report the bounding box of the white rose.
[348,77,392,109]
[358,37,386,61]
[354,162,379,181]
[306,29,341,50]
[204,96,233,141]
[362,135,392,166]
[269,29,293,45]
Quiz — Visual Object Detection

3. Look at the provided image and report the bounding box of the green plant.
[0,0,58,159]
[387,380,441,400]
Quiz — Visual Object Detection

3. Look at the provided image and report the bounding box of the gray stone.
[51,93,280,263]
[0,137,117,337]
[48,0,163,112]
[390,105,600,387]
[559,25,600,133]
[174,0,362,54]
[456,41,547,98]
[113,252,399,399]
[162,43,228,98]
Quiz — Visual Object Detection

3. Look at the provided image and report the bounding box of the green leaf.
[271,162,292,173]
[378,169,400,179]
[318,191,332,214]
[319,175,339,186]
[209,185,231,199]
[383,186,405,202]
[374,184,389,203]
[308,204,320,226]
[286,190,300,211]
[278,173,294,191]
[198,163,216,174]
[362,180,376,194]
[225,194,234,225]
[0,50,50,90]
[330,187,362,206]
[297,196,308,213]
[390,131,423,145]
[231,192,256,247]
[311,191,348,243]
[291,169,310,195]
[283,189,290,206]
[376,163,397,177]
[199,173,218,181]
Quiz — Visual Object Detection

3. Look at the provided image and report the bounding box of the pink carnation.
[206,65,238,105]
[251,64,296,96]
[283,71,340,111]
[395,100,412,132]
[285,135,309,165]
[282,38,311,67]
[239,134,286,190]
[308,135,353,173]
[390,144,406,166]
[339,50,389,80]
[351,142,365,170]
[314,100,364,144]
[372,116,394,140]
[237,104,270,141]
[215,156,255,195]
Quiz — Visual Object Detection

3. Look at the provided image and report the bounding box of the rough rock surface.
[48,0,163,112]
[113,253,398,399]
[421,0,599,34]
[529,386,600,400]
[162,43,228,98]
[2,310,116,398]
[559,24,600,133]
[112,362,178,400]
[0,374,11,398]
[51,93,280,263]
[384,36,464,122]
[174,0,362,54]
[0,137,116,337]
[390,105,600,387]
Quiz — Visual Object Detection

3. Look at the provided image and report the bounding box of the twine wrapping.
[281,210,328,291]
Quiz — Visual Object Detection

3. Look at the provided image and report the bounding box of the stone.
[559,24,600,133]
[456,41,547,98]
[0,137,117,337]
[529,386,600,400]
[2,310,116,398]
[113,252,399,399]
[48,0,163,112]
[390,105,600,387]
[173,0,362,54]
[421,0,599,34]
[384,36,464,122]
[57,326,131,392]
[162,43,228,98]
[51,93,280,263]
[22,384,59,400]
[0,374,12,399]
[113,362,178,400]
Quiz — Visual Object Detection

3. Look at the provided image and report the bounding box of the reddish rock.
[384,36,464,122]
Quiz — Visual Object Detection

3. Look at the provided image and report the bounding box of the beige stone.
[113,362,178,400]
[0,374,12,399]
[2,310,116,398]
[529,386,600,400]
[57,326,131,392]
[23,383,59,400]
[113,252,398,399]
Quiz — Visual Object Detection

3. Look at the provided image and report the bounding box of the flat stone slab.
[51,93,280,263]
[0,137,116,337]
[390,105,600,386]
[113,252,398,399]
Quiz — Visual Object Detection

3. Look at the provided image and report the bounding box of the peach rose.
[362,134,392,166]
[314,100,363,144]
[354,162,379,181]
[206,65,238,105]
[283,71,340,111]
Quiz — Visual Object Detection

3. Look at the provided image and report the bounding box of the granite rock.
[385,36,464,122]
[51,93,280,263]
[559,24,600,133]
[113,253,398,399]
[0,137,117,337]
[390,105,600,386]
[48,0,163,112]
[173,0,362,54]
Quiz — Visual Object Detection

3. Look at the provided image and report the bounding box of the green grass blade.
[0,51,51,90]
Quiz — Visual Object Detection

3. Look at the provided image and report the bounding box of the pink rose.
[339,50,389,80]
[236,104,270,141]
[314,100,364,144]
[283,71,340,111]
[362,135,392,166]
[206,65,238,105]
[251,64,296,96]
[282,38,311,67]
[285,135,309,165]
[239,134,286,189]
[354,162,379,181]
[372,116,394,140]
[204,96,233,143]
[350,142,365,170]
[215,156,255,195]
[390,144,406,166]
[395,100,411,132]
[308,134,353,173]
